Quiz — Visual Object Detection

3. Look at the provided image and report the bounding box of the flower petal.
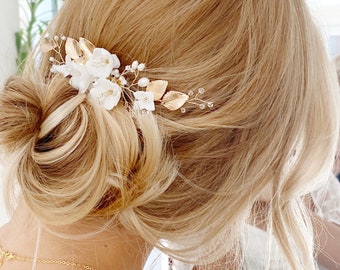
[133,91,155,111]
[90,78,122,110]
[51,55,73,77]
[103,95,120,110]
[51,64,70,77]
[89,86,104,98]
[86,48,116,78]
[111,54,121,69]
[69,63,94,93]
[145,100,155,111]
[92,78,122,94]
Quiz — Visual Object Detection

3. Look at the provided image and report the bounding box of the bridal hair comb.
[41,35,213,113]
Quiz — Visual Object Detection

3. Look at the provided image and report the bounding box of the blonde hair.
[334,54,340,84]
[0,0,339,269]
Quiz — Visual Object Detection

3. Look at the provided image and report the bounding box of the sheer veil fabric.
[313,174,340,225]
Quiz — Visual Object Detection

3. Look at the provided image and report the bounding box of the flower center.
[105,90,114,96]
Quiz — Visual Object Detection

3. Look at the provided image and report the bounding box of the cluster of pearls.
[110,60,147,88]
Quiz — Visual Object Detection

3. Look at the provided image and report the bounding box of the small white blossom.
[90,78,122,110]
[111,54,120,68]
[138,77,150,88]
[133,91,155,111]
[86,48,120,78]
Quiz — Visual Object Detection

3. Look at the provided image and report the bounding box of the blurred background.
[0,0,63,84]
[307,0,340,57]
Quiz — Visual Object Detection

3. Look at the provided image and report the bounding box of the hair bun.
[0,76,42,151]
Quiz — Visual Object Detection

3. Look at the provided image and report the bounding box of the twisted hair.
[0,0,339,268]
[0,74,176,226]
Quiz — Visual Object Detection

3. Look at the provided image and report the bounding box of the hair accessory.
[41,35,213,112]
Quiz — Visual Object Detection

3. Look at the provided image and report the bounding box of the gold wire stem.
[0,246,95,269]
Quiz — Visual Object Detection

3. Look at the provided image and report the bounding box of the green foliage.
[15,0,63,72]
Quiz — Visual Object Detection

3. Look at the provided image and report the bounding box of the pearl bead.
[138,77,150,87]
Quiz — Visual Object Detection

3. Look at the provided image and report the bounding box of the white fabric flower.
[133,91,155,111]
[69,62,94,93]
[90,78,122,110]
[51,55,94,93]
[51,55,73,77]
[86,48,120,78]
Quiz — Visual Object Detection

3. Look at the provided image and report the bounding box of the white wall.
[0,0,19,86]
[307,0,340,57]
[0,0,19,225]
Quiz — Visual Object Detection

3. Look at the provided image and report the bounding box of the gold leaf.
[79,38,95,60]
[162,91,189,111]
[65,37,82,60]
[40,37,57,53]
[146,80,168,101]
